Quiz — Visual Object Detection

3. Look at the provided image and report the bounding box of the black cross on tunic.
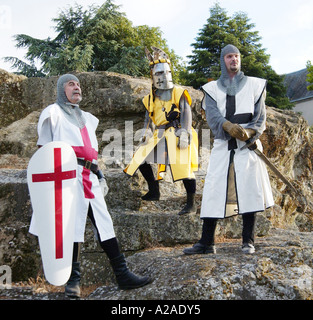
[225,95,253,151]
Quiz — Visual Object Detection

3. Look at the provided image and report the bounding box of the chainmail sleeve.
[143,110,155,131]
[245,89,267,141]
[179,95,192,133]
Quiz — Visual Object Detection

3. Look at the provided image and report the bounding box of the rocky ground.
[1,228,313,301]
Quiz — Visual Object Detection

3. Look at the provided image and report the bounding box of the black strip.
[225,95,237,150]
[229,113,253,124]
[225,95,236,120]
[224,150,239,218]
[77,158,98,174]
[233,152,240,213]
[255,81,267,105]
[224,150,232,218]
[200,87,216,110]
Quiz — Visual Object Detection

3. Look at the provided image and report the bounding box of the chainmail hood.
[56,74,86,129]
[217,44,246,96]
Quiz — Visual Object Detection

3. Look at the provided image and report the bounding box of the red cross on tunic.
[72,126,98,199]
[32,148,76,259]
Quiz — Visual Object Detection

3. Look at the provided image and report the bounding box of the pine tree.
[183,3,293,109]
[182,4,229,88]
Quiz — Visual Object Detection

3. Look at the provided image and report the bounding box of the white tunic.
[29,103,116,242]
[200,77,274,219]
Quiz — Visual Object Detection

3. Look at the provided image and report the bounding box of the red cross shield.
[27,141,78,286]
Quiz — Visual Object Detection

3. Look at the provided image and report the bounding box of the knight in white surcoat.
[29,74,151,298]
[184,44,274,255]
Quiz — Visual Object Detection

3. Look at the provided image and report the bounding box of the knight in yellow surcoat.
[124,47,198,215]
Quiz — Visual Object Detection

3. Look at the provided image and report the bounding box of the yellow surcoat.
[124,87,198,182]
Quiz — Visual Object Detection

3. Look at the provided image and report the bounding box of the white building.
[284,68,313,126]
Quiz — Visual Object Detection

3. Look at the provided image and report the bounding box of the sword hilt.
[240,139,257,151]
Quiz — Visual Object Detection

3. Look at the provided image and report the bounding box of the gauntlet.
[222,121,255,142]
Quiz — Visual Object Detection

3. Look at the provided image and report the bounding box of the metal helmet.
[145,46,174,90]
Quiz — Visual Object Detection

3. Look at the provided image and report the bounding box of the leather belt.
[156,119,179,130]
[77,158,98,174]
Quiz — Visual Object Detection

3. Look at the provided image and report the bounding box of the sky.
[0,0,313,75]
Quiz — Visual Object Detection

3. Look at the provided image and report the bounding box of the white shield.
[27,141,78,286]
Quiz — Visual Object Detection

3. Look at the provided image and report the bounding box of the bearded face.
[223,53,241,76]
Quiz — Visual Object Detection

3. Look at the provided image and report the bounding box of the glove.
[223,121,248,141]
[134,128,153,145]
[177,129,189,149]
[99,178,109,197]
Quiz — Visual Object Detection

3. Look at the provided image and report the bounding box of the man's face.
[224,53,241,75]
[64,80,82,104]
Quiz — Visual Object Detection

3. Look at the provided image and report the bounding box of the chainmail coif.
[217,44,247,96]
[56,74,86,129]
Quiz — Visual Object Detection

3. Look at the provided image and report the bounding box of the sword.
[241,139,313,213]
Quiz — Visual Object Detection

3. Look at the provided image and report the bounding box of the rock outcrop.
[1,69,313,300]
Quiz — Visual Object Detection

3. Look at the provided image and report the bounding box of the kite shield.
[27,141,78,286]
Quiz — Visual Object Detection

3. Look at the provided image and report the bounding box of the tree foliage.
[182,3,293,109]
[4,1,182,82]
[307,61,313,91]
[5,1,293,109]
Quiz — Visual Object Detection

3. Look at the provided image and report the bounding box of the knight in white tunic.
[29,74,151,297]
[184,45,274,255]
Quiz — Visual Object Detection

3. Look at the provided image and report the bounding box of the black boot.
[142,180,160,201]
[183,242,216,255]
[110,254,152,290]
[178,193,197,215]
[65,261,81,298]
